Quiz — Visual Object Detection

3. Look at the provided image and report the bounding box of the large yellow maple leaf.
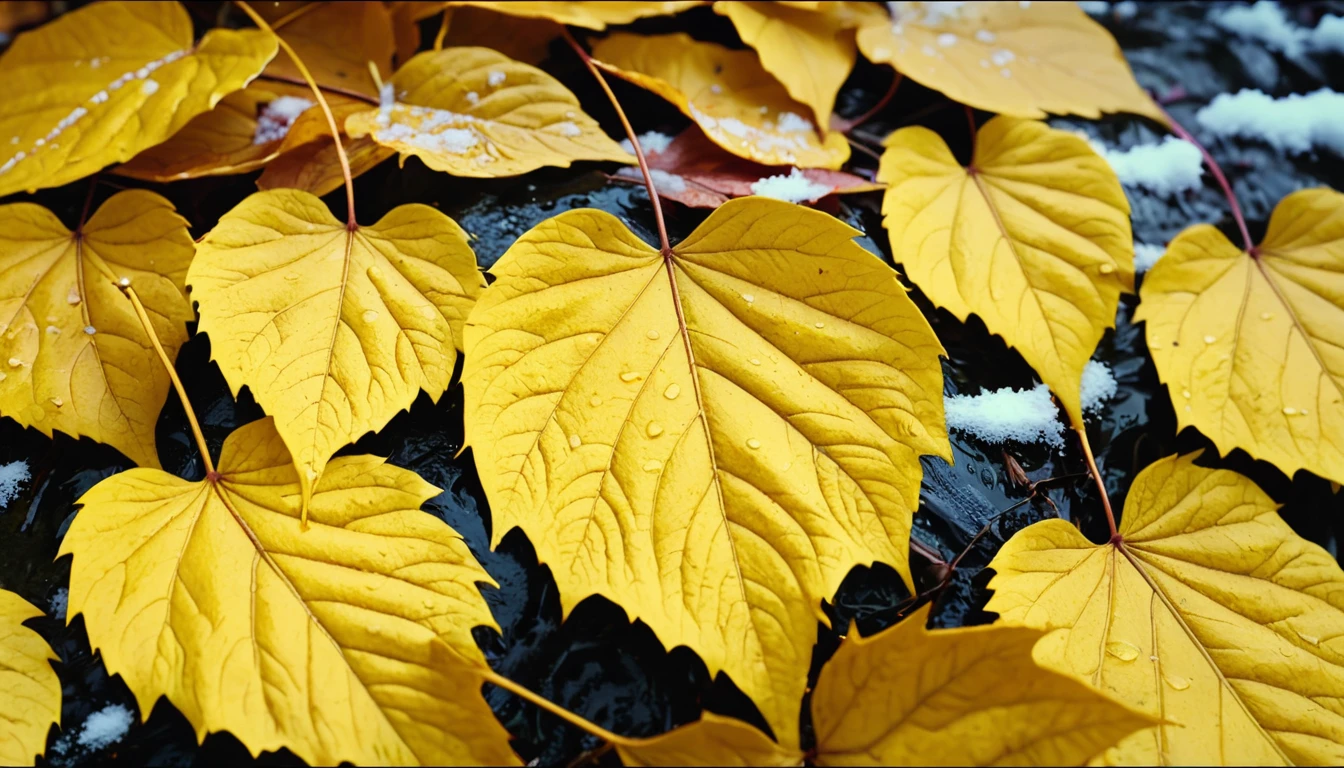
[591,32,851,169]
[59,416,518,766]
[345,47,633,177]
[616,605,1154,766]
[987,452,1344,765]
[879,116,1132,428]
[190,189,483,510]
[0,0,276,198]
[0,190,195,468]
[855,1,1161,121]
[0,590,60,766]
[462,197,949,745]
[1135,188,1344,486]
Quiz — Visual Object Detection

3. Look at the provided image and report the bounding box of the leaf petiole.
[1075,427,1118,539]
[480,668,627,746]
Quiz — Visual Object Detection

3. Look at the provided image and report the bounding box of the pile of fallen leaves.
[1,1,1343,766]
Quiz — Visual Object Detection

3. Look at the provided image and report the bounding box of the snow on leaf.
[189,189,483,512]
[987,452,1344,765]
[345,48,633,178]
[591,32,851,169]
[0,0,276,197]
[879,116,1133,429]
[856,1,1161,121]
[462,197,950,745]
[0,191,195,469]
[0,589,60,766]
[59,417,518,766]
[1135,188,1344,486]
[443,1,704,30]
[256,93,392,197]
[616,605,1154,765]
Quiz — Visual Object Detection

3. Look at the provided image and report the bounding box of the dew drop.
[1300,633,1320,646]
[1203,334,1217,344]
[1182,389,1191,399]
[1283,406,1299,416]
[284,272,300,281]
[1099,264,1115,274]
[1184,405,1192,412]
[362,309,379,323]
[0,372,6,382]
[1149,655,1159,661]
[742,293,755,303]
[7,357,22,367]
[616,373,639,384]
[746,438,761,450]
[422,599,435,609]
[84,325,96,335]
[750,358,761,366]
[642,459,662,472]
[589,395,602,407]
[568,434,581,448]
[45,325,59,335]
[1260,311,1274,320]
[1163,674,1190,691]
[50,397,62,407]
[1105,640,1140,661]
[814,321,825,329]
[646,329,660,340]
[66,285,81,305]
[663,383,680,400]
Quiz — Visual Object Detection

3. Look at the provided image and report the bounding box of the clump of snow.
[1078,1,1109,14]
[376,81,395,126]
[140,79,159,96]
[77,705,135,752]
[1081,360,1117,413]
[0,460,29,508]
[618,131,674,156]
[1212,1,1305,56]
[1195,88,1344,155]
[775,111,814,133]
[689,104,818,163]
[1087,135,1204,196]
[49,588,67,620]
[252,96,314,145]
[553,121,582,138]
[945,383,1065,447]
[487,70,506,87]
[375,105,484,154]
[1133,242,1165,273]
[1312,15,1344,54]
[749,168,833,203]
[648,169,687,194]
[1113,0,1136,18]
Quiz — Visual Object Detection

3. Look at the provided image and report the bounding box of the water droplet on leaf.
[643,459,661,472]
[746,438,761,449]
[647,422,663,437]
[362,310,379,323]
[646,329,660,340]
[1105,640,1140,661]
[1164,674,1190,691]
[568,434,581,448]
[620,372,641,383]
[664,384,680,400]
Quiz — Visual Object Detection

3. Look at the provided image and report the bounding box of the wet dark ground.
[3,1,1344,765]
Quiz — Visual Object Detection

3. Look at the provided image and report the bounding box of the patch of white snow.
[1087,135,1204,196]
[1133,242,1166,273]
[50,588,67,620]
[1211,1,1306,56]
[1081,360,1117,413]
[1078,1,1110,15]
[749,167,833,203]
[775,111,813,133]
[648,169,687,194]
[0,460,29,508]
[252,96,314,145]
[140,79,159,96]
[1195,88,1344,155]
[487,70,506,87]
[945,383,1065,447]
[1312,15,1344,54]
[618,131,674,156]
[1113,1,1137,19]
[77,705,135,752]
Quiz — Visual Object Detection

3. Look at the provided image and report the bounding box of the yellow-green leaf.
[59,416,518,766]
[987,452,1344,765]
[1135,188,1344,485]
[259,0,394,97]
[0,0,276,197]
[443,1,704,29]
[346,48,633,178]
[0,190,194,469]
[855,1,1161,121]
[462,197,949,745]
[616,605,1153,766]
[0,590,60,766]
[878,116,1132,427]
[591,32,851,169]
[189,190,483,510]
[117,81,315,181]
[714,1,856,127]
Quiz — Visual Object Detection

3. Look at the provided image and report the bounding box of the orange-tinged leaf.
[345,47,632,177]
[987,452,1344,765]
[444,1,704,29]
[714,1,856,126]
[59,416,519,766]
[0,1,48,35]
[253,91,394,196]
[0,190,194,469]
[878,116,1132,428]
[0,0,276,198]
[856,1,1160,121]
[261,0,394,97]
[1135,188,1344,486]
[592,32,851,169]
[463,197,949,745]
[0,590,60,766]
[437,5,562,66]
[116,81,315,181]
[615,606,1153,766]
[189,190,483,511]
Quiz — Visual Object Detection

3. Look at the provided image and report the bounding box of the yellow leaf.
[878,116,1132,427]
[1134,188,1344,486]
[59,416,517,766]
[444,1,705,29]
[855,1,1161,121]
[260,0,394,97]
[189,190,483,510]
[0,0,276,198]
[255,92,394,196]
[0,590,60,766]
[345,48,633,178]
[462,197,949,744]
[987,452,1344,765]
[714,1,856,127]
[591,32,851,169]
[0,190,194,469]
[615,605,1153,766]
[116,81,315,181]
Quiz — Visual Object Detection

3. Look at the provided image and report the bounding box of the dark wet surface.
[3,1,1344,765]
